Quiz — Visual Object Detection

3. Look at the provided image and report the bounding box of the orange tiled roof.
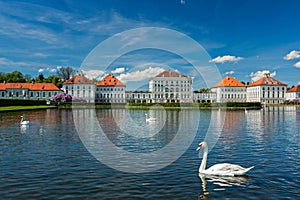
[0,82,60,91]
[287,84,300,92]
[155,70,188,78]
[248,76,287,87]
[212,76,245,88]
[63,75,93,84]
[97,74,125,87]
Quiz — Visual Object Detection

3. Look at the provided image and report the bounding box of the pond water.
[0,106,299,199]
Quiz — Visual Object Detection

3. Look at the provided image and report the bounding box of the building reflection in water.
[245,106,299,143]
[73,107,200,173]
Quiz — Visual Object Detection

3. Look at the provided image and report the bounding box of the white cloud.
[47,67,57,73]
[118,67,165,83]
[209,55,243,63]
[225,70,235,75]
[250,70,276,82]
[111,67,125,74]
[38,67,58,73]
[283,50,300,60]
[82,69,105,80]
[294,61,300,68]
[0,57,31,66]
[34,53,49,58]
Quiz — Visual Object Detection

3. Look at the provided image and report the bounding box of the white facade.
[126,91,153,103]
[286,91,300,100]
[96,86,125,103]
[149,70,193,103]
[0,83,62,100]
[63,84,96,103]
[211,86,247,103]
[285,85,300,101]
[247,85,286,103]
[96,74,126,103]
[246,74,287,104]
[193,92,216,103]
[62,76,96,103]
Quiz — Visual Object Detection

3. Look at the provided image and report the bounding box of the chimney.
[264,73,270,78]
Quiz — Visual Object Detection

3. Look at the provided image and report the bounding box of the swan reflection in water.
[20,124,29,134]
[198,173,249,199]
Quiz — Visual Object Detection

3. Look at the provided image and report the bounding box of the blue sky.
[0,0,300,89]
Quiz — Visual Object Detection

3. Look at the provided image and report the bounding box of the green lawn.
[0,105,56,112]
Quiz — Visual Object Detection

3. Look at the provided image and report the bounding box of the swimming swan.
[20,116,30,125]
[145,114,156,122]
[196,142,254,176]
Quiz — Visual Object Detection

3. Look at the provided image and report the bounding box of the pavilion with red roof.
[0,82,61,100]
[96,74,125,103]
[246,73,287,104]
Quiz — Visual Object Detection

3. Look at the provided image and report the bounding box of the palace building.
[246,73,287,104]
[211,76,247,103]
[285,84,300,101]
[0,82,61,100]
[149,70,193,103]
[96,74,126,103]
[5,69,283,105]
[62,75,96,103]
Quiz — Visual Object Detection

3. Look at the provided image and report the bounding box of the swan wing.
[205,163,254,176]
[146,117,156,121]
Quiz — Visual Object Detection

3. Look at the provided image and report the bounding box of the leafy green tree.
[199,88,211,93]
[4,71,26,82]
[34,74,43,83]
[44,75,63,88]
[91,78,99,84]
[0,72,5,82]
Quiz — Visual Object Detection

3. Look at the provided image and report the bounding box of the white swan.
[20,116,30,125]
[196,141,254,176]
[145,113,156,122]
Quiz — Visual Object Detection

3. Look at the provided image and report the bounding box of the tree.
[24,74,32,82]
[4,71,26,82]
[57,67,75,81]
[34,73,45,83]
[287,85,294,91]
[0,72,5,82]
[199,88,211,93]
[38,73,45,81]
[91,78,99,84]
[44,75,63,88]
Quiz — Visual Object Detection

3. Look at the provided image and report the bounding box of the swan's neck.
[199,144,208,172]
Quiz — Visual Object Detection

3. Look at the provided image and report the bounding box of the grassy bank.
[0,105,56,112]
